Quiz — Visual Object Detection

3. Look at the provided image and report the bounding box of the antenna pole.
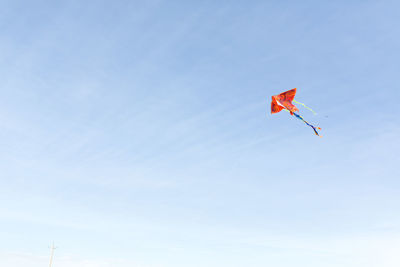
[48,242,56,267]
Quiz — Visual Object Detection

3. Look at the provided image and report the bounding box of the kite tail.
[293,112,321,137]
[293,100,317,115]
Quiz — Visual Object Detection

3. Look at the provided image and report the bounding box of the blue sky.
[1,0,400,266]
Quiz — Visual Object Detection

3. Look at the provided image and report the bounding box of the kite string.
[293,100,317,115]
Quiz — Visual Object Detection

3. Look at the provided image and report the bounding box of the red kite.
[271,88,299,115]
[271,88,321,136]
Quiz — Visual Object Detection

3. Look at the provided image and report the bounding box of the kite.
[271,88,321,136]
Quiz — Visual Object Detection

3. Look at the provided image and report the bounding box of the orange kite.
[271,88,321,136]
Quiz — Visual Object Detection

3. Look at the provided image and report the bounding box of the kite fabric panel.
[270,88,321,137]
[271,88,298,115]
